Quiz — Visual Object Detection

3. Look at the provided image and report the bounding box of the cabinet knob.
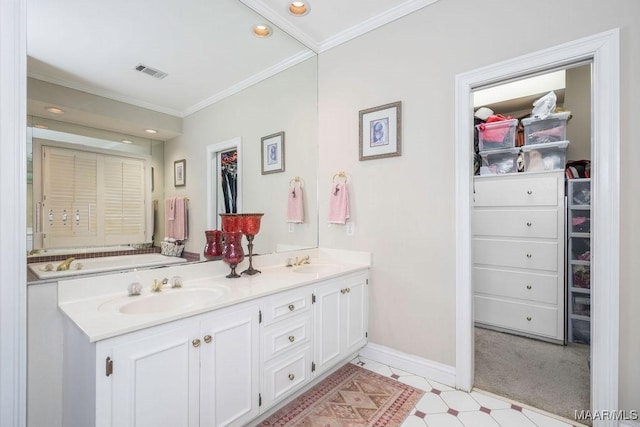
[288,335,295,343]
[526,253,532,258]
[192,339,201,348]
[527,190,533,195]
[288,304,295,311]
[288,374,295,381]
[204,335,212,344]
[526,285,532,290]
[340,289,346,294]
[526,222,532,227]
[346,288,351,293]
[526,316,532,321]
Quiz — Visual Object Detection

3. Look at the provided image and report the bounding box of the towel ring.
[332,171,348,184]
[289,176,304,188]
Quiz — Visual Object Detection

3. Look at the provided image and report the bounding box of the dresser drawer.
[475,295,559,338]
[473,267,558,305]
[263,315,311,362]
[474,175,559,207]
[473,209,558,239]
[263,347,312,407]
[262,287,312,325]
[474,238,558,271]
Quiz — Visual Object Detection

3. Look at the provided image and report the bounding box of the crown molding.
[318,0,441,52]
[182,49,315,117]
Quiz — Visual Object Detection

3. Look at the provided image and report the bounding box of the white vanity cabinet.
[472,171,565,342]
[314,272,368,375]
[64,301,260,427]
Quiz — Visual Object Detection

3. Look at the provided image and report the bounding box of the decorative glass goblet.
[238,213,264,275]
[221,231,244,278]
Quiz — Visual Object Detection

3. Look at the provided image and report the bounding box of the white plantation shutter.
[41,146,146,248]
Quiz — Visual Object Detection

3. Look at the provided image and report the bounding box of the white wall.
[317,0,639,412]
[565,65,592,161]
[164,57,318,257]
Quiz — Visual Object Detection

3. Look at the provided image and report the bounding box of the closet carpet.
[474,326,590,424]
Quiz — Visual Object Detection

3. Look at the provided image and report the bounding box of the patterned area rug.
[260,363,424,426]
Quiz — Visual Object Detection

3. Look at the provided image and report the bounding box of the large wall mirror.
[26,0,318,262]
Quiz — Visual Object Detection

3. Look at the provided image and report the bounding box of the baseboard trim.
[359,342,456,388]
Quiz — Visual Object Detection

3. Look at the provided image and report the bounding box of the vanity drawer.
[473,238,558,272]
[473,209,558,239]
[262,287,312,325]
[263,346,312,407]
[263,315,311,362]
[474,175,559,207]
[475,295,558,338]
[473,267,558,305]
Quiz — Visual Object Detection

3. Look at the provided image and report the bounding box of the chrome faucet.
[293,255,310,266]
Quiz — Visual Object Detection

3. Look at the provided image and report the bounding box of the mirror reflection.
[26,0,318,267]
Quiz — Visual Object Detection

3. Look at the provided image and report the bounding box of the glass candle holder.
[221,231,244,278]
[220,213,241,232]
[203,230,223,260]
[239,213,264,276]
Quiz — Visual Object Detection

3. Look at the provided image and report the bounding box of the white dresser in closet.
[472,171,565,343]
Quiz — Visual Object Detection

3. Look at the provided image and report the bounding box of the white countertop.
[58,248,371,342]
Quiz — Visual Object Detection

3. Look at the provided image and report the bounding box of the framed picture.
[174,159,186,187]
[261,131,285,174]
[359,101,402,161]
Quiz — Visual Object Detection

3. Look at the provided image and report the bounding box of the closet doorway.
[454,29,620,423]
[470,63,591,420]
[206,137,243,230]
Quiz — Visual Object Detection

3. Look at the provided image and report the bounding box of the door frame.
[206,137,242,230]
[454,29,620,418]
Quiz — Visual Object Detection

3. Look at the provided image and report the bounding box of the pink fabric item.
[328,183,350,225]
[286,187,304,223]
[165,197,188,240]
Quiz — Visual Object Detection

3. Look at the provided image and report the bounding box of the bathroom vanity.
[58,249,370,427]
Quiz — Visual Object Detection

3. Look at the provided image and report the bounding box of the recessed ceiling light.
[33,124,49,129]
[121,139,133,144]
[252,24,272,38]
[45,106,64,114]
[288,1,310,16]
[144,129,158,134]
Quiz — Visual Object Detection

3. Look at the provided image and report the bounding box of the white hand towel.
[327,183,350,224]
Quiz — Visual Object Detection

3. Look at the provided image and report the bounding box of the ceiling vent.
[134,63,168,80]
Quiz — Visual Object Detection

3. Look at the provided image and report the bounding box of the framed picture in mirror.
[359,101,402,161]
[261,131,285,174]
[174,159,186,187]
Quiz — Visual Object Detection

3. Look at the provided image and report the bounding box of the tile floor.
[350,356,585,427]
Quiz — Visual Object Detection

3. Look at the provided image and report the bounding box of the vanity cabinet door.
[198,303,260,427]
[108,322,200,427]
[314,272,368,375]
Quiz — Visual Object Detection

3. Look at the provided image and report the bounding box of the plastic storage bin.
[479,147,519,175]
[476,119,518,151]
[570,264,590,289]
[571,293,591,317]
[569,179,591,206]
[571,318,590,344]
[570,209,591,234]
[522,141,569,172]
[522,112,570,145]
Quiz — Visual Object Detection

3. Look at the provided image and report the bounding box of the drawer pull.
[288,373,295,381]
[192,339,201,348]
[346,288,351,293]
[527,190,533,195]
[204,335,212,344]
[526,222,532,227]
[288,335,295,343]
[526,253,532,258]
[526,285,532,290]
[288,304,295,311]
[340,289,346,294]
[526,316,532,321]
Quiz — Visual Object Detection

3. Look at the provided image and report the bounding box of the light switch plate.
[346,222,354,236]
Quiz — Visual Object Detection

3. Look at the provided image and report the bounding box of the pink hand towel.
[165,197,188,240]
[328,183,350,224]
[286,187,304,223]
[164,197,176,238]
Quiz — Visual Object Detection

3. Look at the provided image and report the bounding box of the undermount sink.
[291,264,341,275]
[100,287,230,315]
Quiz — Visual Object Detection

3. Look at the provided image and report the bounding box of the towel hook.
[332,171,348,184]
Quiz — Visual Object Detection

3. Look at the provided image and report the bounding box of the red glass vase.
[203,230,223,260]
[220,214,241,232]
[222,231,244,278]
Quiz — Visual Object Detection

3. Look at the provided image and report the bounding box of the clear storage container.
[476,119,518,151]
[479,147,520,175]
[570,264,590,289]
[522,111,570,145]
[522,141,569,172]
[571,293,591,318]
